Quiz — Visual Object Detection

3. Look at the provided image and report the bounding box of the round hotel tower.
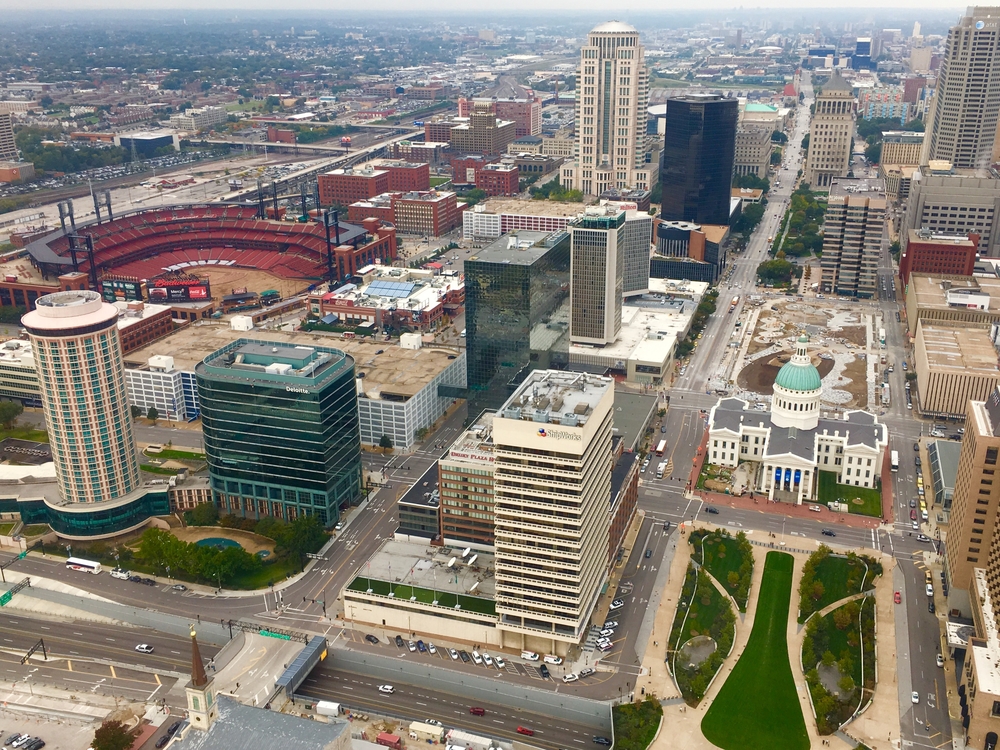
[22,291,139,504]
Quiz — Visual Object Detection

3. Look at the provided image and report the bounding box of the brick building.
[476,163,519,197]
[266,127,296,144]
[451,155,499,187]
[349,191,462,236]
[450,102,517,157]
[900,229,979,284]
[379,160,431,192]
[318,167,390,207]
[425,119,458,143]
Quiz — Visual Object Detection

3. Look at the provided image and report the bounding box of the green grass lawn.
[0,523,14,536]
[693,530,753,610]
[817,471,883,517]
[702,551,809,750]
[811,556,872,611]
[21,524,49,537]
[429,176,450,187]
[227,556,302,590]
[799,547,879,621]
[0,427,48,443]
[347,576,496,616]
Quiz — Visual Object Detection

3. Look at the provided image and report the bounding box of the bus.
[878,328,886,348]
[655,439,667,456]
[66,557,102,574]
[890,450,899,472]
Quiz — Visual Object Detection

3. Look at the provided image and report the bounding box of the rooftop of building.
[372,159,427,170]
[322,166,388,178]
[480,163,518,172]
[611,451,638,500]
[356,538,496,600]
[590,20,638,34]
[917,323,1000,375]
[473,198,587,218]
[909,273,1000,310]
[647,277,710,301]
[971,568,1000,696]
[907,229,977,247]
[829,177,886,197]
[978,388,1000,438]
[443,412,496,465]
[199,338,352,387]
[570,299,695,366]
[124,325,462,401]
[0,339,33,367]
[469,229,568,265]
[609,392,658,453]
[928,438,961,491]
[169,694,349,750]
[114,301,174,329]
[499,369,613,428]
[512,136,543,145]
[398,463,442,510]
[882,131,925,142]
[320,265,463,315]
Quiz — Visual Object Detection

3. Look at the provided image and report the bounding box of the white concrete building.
[493,370,613,654]
[706,335,888,504]
[0,341,40,405]
[125,355,200,422]
[168,106,227,133]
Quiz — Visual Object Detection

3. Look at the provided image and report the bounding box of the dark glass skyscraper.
[197,339,362,527]
[660,94,738,226]
[465,230,571,420]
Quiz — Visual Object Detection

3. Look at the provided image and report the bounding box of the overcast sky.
[4,2,969,14]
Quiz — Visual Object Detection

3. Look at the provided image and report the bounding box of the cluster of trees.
[733,173,770,194]
[756,256,800,286]
[529,177,583,202]
[186,505,328,567]
[676,290,718,358]
[612,696,663,750]
[669,565,736,704]
[457,188,488,207]
[777,185,825,258]
[16,128,129,175]
[802,598,876,734]
[799,546,880,620]
[91,719,136,750]
[733,202,766,236]
[137,527,261,585]
[287,123,357,144]
[694,529,754,611]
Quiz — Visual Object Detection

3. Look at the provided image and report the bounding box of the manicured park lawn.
[145,448,206,461]
[817,471,882,517]
[798,546,880,621]
[692,529,753,611]
[702,551,809,750]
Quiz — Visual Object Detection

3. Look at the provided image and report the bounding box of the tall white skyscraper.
[492,370,613,655]
[560,22,653,196]
[923,7,1000,169]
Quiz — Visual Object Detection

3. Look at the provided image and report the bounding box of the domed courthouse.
[706,335,888,504]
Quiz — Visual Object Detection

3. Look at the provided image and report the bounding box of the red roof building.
[901,230,979,285]
[476,163,519,197]
[318,167,389,207]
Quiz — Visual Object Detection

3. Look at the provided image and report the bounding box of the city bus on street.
[66,557,102,574]
[655,440,667,456]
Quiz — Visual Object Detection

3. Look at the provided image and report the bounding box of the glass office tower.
[465,230,571,420]
[196,339,362,527]
[660,94,738,226]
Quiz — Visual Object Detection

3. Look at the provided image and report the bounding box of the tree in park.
[0,400,23,429]
[379,434,393,451]
[130,404,142,419]
[146,406,158,424]
[92,720,137,750]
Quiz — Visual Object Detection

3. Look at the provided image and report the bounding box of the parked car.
[407,640,417,652]
[894,591,901,604]
[610,599,624,610]
[704,506,720,514]
[171,584,187,591]
[911,691,920,704]
[926,583,934,597]
[936,654,945,667]
[365,634,380,645]
[449,648,459,660]
[544,655,563,665]
[539,664,550,679]
[520,651,539,661]
[427,643,437,654]
[602,621,618,629]
[929,601,936,614]
[495,656,506,669]
[416,640,426,653]
[460,650,471,663]
[395,635,404,648]
[563,673,579,683]
[155,736,170,749]
[166,722,181,736]
[579,667,596,678]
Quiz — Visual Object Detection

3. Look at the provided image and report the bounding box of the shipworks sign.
[537,427,582,441]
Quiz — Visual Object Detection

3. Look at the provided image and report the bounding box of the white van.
[543,655,563,665]
[110,568,131,580]
[460,329,466,338]
[520,651,539,661]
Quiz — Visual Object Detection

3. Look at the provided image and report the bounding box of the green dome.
[774,359,822,392]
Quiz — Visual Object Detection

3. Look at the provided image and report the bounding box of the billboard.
[101,279,143,302]
[149,278,211,302]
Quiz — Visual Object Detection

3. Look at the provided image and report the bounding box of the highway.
[0,613,219,711]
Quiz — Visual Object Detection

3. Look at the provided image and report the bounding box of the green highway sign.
[260,630,291,641]
[17,552,26,560]
[0,592,11,606]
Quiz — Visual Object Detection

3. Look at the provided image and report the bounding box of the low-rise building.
[125,354,200,422]
[879,164,919,202]
[168,474,212,513]
[168,106,227,132]
[317,167,390,207]
[0,161,35,184]
[115,301,176,354]
[476,163,519,197]
[0,340,39,405]
[396,464,441,543]
[904,273,1000,337]
[652,221,730,284]
[880,130,924,166]
[462,199,582,242]
[308,266,465,333]
[900,230,979,285]
[348,190,462,236]
[914,322,1000,419]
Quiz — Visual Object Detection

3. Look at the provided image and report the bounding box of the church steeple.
[185,627,217,732]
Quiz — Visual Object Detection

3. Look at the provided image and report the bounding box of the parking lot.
[0,711,101,750]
